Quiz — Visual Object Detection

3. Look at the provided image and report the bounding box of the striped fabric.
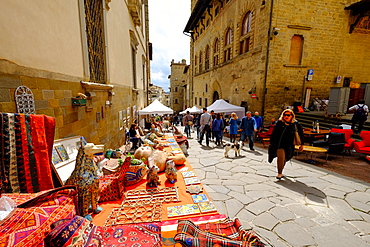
[174,219,265,247]
[0,113,55,193]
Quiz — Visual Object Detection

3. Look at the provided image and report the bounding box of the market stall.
[207,99,246,119]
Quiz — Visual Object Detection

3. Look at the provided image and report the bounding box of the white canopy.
[207,99,245,119]
[138,99,174,115]
[180,106,203,114]
[189,106,202,114]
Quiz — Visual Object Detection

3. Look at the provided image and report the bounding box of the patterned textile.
[45,215,162,247]
[0,186,78,247]
[174,219,265,247]
[65,147,100,216]
[0,113,55,193]
[99,156,131,202]
[197,218,250,241]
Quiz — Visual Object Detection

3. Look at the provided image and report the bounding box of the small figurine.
[165,160,177,184]
[147,165,161,187]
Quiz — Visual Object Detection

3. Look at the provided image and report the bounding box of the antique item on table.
[167,153,187,165]
[198,201,217,213]
[133,146,153,162]
[124,187,180,204]
[46,215,162,247]
[147,165,161,187]
[182,171,197,178]
[184,176,200,185]
[125,158,148,186]
[167,204,201,217]
[165,160,177,184]
[98,157,131,203]
[55,144,70,161]
[104,202,162,226]
[65,143,103,220]
[191,193,209,204]
[186,184,203,194]
[149,149,168,172]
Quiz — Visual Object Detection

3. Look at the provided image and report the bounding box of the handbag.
[293,124,301,146]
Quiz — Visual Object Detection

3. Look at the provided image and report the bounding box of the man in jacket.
[198,108,213,146]
[239,111,257,151]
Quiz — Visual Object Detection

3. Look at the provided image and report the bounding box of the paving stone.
[323,188,347,199]
[205,171,218,179]
[327,197,363,221]
[308,225,369,247]
[207,192,231,201]
[212,200,227,215]
[224,185,244,194]
[253,212,279,230]
[190,162,204,169]
[286,204,319,218]
[244,183,276,191]
[271,188,306,203]
[294,217,317,228]
[270,206,296,222]
[346,191,370,204]
[245,199,275,215]
[327,183,357,193]
[350,220,370,234]
[215,162,238,171]
[200,178,222,185]
[194,169,205,180]
[253,226,288,247]
[199,158,219,167]
[225,198,244,218]
[200,166,216,172]
[215,169,233,177]
[305,193,328,207]
[346,198,370,213]
[202,184,215,193]
[245,191,277,201]
[228,191,254,205]
[222,179,247,186]
[274,222,315,246]
[268,196,296,206]
[358,211,370,222]
[208,184,230,195]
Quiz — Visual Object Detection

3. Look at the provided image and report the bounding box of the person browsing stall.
[198,108,212,146]
[239,111,257,151]
[268,109,304,180]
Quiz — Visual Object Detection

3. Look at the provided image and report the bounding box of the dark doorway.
[213,91,219,102]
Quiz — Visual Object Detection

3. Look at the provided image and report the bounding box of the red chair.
[330,129,355,154]
[354,131,370,155]
[257,125,275,139]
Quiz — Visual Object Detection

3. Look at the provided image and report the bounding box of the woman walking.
[228,112,239,143]
[268,109,304,179]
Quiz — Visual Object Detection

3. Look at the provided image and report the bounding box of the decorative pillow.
[45,215,162,247]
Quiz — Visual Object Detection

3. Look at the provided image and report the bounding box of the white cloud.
[149,0,191,91]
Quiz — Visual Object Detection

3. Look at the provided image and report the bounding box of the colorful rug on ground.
[46,215,162,247]
[0,186,78,247]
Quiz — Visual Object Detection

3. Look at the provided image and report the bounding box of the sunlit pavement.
[180,126,370,247]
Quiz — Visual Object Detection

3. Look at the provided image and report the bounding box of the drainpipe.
[262,0,274,117]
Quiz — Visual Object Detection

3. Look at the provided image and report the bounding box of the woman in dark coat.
[268,109,304,179]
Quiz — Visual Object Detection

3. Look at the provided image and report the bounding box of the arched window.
[224,28,232,62]
[213,38,219,66]
[205,46,210,70]
[289,35,304,65]
[240,11,253,55]
[199,51,203,73]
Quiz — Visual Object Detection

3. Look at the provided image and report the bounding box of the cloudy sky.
[149,0,191,92]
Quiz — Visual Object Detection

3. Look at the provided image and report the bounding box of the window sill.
[283,64,308,68]
[81,81,114,91]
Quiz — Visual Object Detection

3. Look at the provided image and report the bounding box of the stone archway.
[213,91,220,103]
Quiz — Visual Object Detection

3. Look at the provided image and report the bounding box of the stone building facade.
[169,59,189,112]
[0,0,151,149]
[184,0,370,119]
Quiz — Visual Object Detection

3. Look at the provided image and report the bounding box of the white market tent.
[189,106,202,114]
[180,106,203,114]
[207,99,245,119]
[138,99,174,115]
